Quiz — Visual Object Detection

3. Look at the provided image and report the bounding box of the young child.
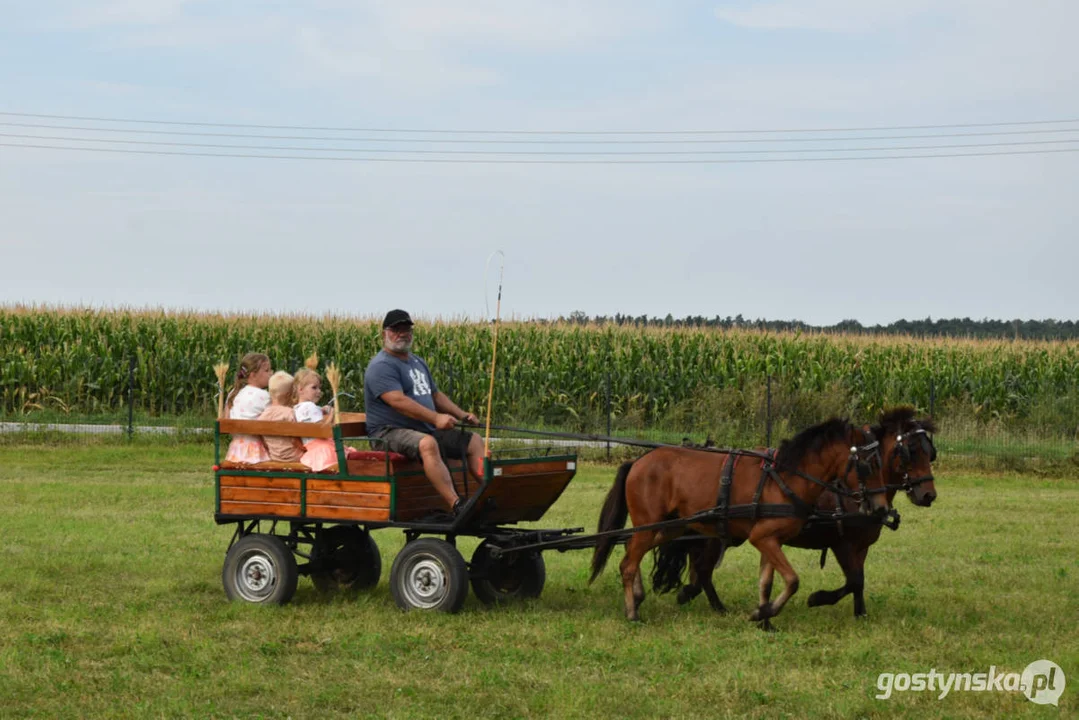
[293,367,334,435]
[224,353,272,464]
[292,367,346,472]
[257,371,305,463]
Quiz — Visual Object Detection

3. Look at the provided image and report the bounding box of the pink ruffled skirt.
[225,434,271,465]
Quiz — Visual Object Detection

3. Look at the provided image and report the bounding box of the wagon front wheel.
[222,534,298,605]
[470,541,546,605]
[389,538,468,613]
[310,526,381,594]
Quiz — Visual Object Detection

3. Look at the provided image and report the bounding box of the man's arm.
[433,391,478,425]
[382,390,459,430]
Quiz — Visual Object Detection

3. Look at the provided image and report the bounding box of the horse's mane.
[774,417,849,471]
[873,406,938,436]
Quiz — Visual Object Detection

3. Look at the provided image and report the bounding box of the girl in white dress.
[224,353,272,464]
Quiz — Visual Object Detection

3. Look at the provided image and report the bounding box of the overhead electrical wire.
[1,110,1078,135]
[2,110,1077,164]
[2,120,1079,145]
[2,131,1077,156]
[3,141,1078,164]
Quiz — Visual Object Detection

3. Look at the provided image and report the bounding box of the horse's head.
[774,418,886,514]
[872,407,938,507]
[844,423,889,516]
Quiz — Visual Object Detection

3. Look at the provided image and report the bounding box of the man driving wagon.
[364,309,484,516]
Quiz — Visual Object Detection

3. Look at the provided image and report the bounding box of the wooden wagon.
[213,413,578,612]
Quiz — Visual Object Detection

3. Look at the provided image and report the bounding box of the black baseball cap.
[382,309,413,328]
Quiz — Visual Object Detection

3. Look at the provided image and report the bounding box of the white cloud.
[65,0,197,28]
[369,0,658,50]
[714,0,937,32]
[290,24,502,92]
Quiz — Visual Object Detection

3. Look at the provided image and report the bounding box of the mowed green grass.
[0,446,1075,719]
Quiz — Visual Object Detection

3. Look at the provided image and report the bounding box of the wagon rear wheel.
[222,534,298,605]
[310,526,382,594]
[389,538,469,613]
[470,541,546,606]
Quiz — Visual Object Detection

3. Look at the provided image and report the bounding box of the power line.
[3,120,1079,145]
[4,141,1078,164]
[2,131,1077,156]
[2,110,1079,135]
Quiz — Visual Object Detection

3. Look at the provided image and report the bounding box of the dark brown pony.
[665,407,937,619]
[589,418,887,628]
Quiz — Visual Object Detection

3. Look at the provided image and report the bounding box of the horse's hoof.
[758,619,777,633]
[854,612,868,620]
[676,588,698,605]
[711,604,729,616]
[807,591,829,607]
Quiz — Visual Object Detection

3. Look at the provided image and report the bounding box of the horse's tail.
[651,541,691,594]
[589,460,633,584]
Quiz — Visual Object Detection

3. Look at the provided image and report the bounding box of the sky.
[1,0,1077,326]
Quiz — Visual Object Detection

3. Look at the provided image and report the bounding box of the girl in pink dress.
[224,353,272,464]
[293,367,359,472]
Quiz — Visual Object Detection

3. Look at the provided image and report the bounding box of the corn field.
[2,307,1078,440]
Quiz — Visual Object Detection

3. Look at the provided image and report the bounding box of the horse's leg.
[697,540,729,614]
[749,535,799,630]
[850,544,870,618]
[618,531,655,622]
[807,541,857,608]
[750,553,776,630]
[677,545,703,605]
[677,539,726,612]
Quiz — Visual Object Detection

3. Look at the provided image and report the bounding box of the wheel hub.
[403,558,447,608]
[236,552,277,601]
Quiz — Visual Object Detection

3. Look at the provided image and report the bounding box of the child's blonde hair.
[268,371,295,403]
[292,367,321,405]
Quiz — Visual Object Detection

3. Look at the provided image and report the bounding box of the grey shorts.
[373,427,474,462]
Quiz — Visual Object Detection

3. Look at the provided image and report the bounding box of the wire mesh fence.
[2,360,1075,471]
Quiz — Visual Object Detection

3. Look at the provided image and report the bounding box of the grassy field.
[0,445,1075,719]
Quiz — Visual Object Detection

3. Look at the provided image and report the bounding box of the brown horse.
[589,418,888,628]
[663,407,937,619]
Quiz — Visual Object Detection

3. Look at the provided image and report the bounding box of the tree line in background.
[556,312,1079,340]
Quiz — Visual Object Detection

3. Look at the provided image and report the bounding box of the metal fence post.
[126,356,136,441]
[766,374,773,448]
[605,370,612,461]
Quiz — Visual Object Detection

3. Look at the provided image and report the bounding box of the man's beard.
[386,336,412,353]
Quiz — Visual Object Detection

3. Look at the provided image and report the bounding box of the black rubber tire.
[389,538,469,613]
[310,526,382,594]
[470,541,546,606]
[222,534,298,605]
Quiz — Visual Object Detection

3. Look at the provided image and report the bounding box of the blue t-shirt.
[364,350,440,436]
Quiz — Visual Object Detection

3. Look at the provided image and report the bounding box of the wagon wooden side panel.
[392,459,470,522]
[219,475,302,517]
[469,457,577,524]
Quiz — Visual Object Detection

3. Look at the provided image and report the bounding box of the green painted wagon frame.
[213,413,578,612]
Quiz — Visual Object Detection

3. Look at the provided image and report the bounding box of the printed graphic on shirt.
[410,368,432,397]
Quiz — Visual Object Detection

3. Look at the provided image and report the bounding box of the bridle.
[770,427,884,516]
[884,426,936,495]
